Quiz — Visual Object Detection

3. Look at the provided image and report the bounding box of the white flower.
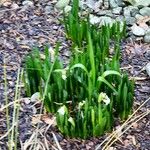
[98,92,110,105]
[62,69,67,80]
[78,100,85,109]
[49,47,55,61]
[31,92,40,102]
[57,105,67,115]
[68,117,75,127]
[40,54,46,60]
[61,67,69,80]
[54,68,68,80]
[64,5,72,13]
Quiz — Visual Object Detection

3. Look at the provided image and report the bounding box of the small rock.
[79,1,86,10]
[140,7,150,16]
[86,0,95,9]
[99,16,114,26]
[53,25,58,30]
[112,7,122,15]
[116,0,125,7]
[135,14,143,20]
[131,24,145,36]
[126,16,136,25]
[144,34,150,43]
[109,0,118,8]
[116,16,124,22]
[45,5,52,14]
[97,10,111,16]
[55,0,70,10]
[145,62,150,76]
[134,0,150,7]
[124,7,131,16]
[130,6,139,17]
[146,28,150,34]
[124,6,139,17]
[22,0,34,6]
[11,3,19,9]
[89,15,100,24]
[95,0,103,10]
[104,0,109,9]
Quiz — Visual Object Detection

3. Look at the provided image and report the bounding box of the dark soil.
[0,1,150,150]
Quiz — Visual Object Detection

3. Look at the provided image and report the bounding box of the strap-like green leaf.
[70,63,89,76]
[102,70,121,78]
[97,76,118,94]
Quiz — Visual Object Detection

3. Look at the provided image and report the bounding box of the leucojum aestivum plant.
[23,0,134,138]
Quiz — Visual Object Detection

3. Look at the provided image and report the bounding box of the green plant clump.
[23,0,134,138]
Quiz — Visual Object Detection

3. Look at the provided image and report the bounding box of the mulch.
[0,1,150,150]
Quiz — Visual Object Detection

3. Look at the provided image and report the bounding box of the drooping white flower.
[40,53,46,60]
[31,92,41,102]
[57,105,67,115]
[98,92,110,105]
[61,68,68,80]
[78,100,86,109]
[68,117,75,127]
[64,5,72,13]
[54,67,68,80]
[49,47,55,62]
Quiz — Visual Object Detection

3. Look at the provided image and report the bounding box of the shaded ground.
[0,1,150,150]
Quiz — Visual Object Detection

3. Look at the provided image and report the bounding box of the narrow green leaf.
[97,76,118,94]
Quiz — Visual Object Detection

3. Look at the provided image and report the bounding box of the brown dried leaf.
[132,136,136,146]
[41,115,56,126]
[132,122,138,129]
[124,139,130,147]
[31,115,42,125]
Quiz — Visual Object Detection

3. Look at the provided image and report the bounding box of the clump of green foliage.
[23,0,134,138]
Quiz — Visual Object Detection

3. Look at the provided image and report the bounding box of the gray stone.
[126,16,136,25]
[22,0,34,6]
[109,0,118,8]
[145,62,150,76]
[45,5,52,14]
[112,7,122,15]
[104,0,109,9]
[89,15,100,24]
[144,30,150,43]
[124,6,139,17]
[97,10,109,16]
[131,24,145,36]
[135,14,143,20]
[116,16,125,22]
[97,10,113,17]
[133,0,150,7]
[55,0,70,9]
[146,29,150,34]
[140,7,150,16]
[116,0,125,7]
[123,7,131,16]
[144,35,150,43]
[130,6,139,17]
[99,16,114,26]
